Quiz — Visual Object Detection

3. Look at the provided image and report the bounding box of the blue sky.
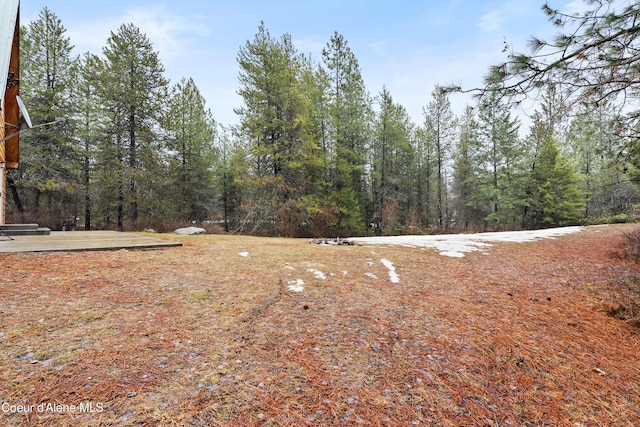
[20,0,583,128]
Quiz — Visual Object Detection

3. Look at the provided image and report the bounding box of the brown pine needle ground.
[1,224,640,426]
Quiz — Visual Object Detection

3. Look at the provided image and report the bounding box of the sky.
[19,0,584,128]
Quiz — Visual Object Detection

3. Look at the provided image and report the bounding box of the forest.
[8,2,640,237]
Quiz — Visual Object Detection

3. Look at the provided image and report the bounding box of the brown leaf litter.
[0,225,639,426]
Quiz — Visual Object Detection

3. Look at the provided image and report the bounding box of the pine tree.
[16,7,79,227]
[294,60,341,236]
[528,126,585,226]
[422,86,456,230]
[214,126,245,233]
[477,88,521,229]
[97,23,168,230]
[413,125,436,229]
[236,23,314,236]
[371,86,414,234]
[472,1,640,172]
[70,52,103,230]
[237,24,301,178]
[452,106,485,231]
[165,77,218,222]
[321,32,371,235]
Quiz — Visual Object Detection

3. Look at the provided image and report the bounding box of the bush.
[580,212,640,226]
[620,227,640,261]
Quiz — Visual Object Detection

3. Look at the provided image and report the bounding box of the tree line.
[8,5,639,236]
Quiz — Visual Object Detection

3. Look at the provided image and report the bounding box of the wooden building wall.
[4,8,20,169]
[1,1,20,223]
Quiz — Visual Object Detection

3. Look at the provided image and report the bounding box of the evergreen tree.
[452,106,485,231]
[70,52,103,229]
[413,125,436,229]
[294,60,341,236]
[371,87,414,234]
[527,123,585,226]
[15,7,79,228]
[422,86,456,229]
[321,32,371,235]
[19,6,613,235]
[477,88,521,229]
[536,84,570,137]
[476,1,640,172]
[165,77,218,222]
[237,24,301,178]
[566,102,637,218]
[96,23,168,230]
[236,23,328,236]
[214,126,245,233]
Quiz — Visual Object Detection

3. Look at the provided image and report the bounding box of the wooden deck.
[0,231,182,253]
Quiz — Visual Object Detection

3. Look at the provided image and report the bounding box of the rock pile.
[308,237,353,245]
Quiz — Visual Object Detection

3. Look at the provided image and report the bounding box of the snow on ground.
[238,252,249,257]
[381,259,400,283]
[307,269,327,280]
[349,226,583,258]
[287,279,304,292]
[286,268,328,292]
[286,227,582,292]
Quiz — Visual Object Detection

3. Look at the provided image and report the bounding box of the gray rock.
[174,226,206,235]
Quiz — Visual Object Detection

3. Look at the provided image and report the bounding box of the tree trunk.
[129,111,137,229]
[6,174,25,223]
[84,155,91,230]
[117,184,124,231]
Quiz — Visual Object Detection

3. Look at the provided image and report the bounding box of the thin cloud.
[562,0,592,16]
[64,5,209,66]
[477,0,540,33]
[292,36,325,58]
[368,40,387,56]
[122,6,210,62]
[478,9,504,33]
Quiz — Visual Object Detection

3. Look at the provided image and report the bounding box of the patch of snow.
[284,265,295,270]
[365,273,378,280]
[349,226,583,258]
[440,251,465,258]
[381,259,400,283]
[238,252,249,257]
[287,279,304,292]
[307,269,326,279]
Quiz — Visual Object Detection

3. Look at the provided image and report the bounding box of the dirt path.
[1,224,639,426]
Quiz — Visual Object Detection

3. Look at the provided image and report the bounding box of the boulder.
[174,226,206,235]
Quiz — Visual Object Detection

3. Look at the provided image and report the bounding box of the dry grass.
[1,225,640,426]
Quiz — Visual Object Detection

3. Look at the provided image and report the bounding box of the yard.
[1,224,639,426]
